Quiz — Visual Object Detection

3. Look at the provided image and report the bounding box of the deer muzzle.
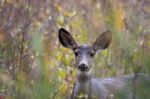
[78,64,89,71]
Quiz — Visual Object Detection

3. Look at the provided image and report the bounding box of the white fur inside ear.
[95,50,103,57]
[96,49,102,53]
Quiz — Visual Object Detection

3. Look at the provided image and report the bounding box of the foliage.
[0,0,150,99]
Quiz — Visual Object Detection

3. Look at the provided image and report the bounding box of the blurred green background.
[0,0,150,99]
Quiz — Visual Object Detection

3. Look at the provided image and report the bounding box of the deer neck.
[76,70,92,92]
[73,70,92,98]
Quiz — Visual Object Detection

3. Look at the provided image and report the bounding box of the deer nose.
[78,64,88,71]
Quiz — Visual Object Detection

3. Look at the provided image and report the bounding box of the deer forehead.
[75,44,93,53]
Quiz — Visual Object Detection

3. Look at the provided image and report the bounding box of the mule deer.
[58,28,150,99]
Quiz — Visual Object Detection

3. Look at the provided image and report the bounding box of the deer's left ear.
[92,30,112,52]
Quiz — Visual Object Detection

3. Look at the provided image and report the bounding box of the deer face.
[74,45,94,72]
[58,28,112,76]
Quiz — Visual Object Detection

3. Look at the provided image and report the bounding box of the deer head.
[58,28,112,79]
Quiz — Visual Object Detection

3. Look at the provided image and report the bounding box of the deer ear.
[93,30,112,51]
[58,28,77,50]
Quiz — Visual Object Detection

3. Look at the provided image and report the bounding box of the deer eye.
[74,51,79,56]
[89,51,95,57]
[74,49,79,56]
[90,53,94,57]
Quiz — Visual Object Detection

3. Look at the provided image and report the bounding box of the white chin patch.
[77,69,91,76]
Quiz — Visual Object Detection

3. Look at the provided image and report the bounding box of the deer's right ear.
[58,28,77,50]
[92,30,112,52]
